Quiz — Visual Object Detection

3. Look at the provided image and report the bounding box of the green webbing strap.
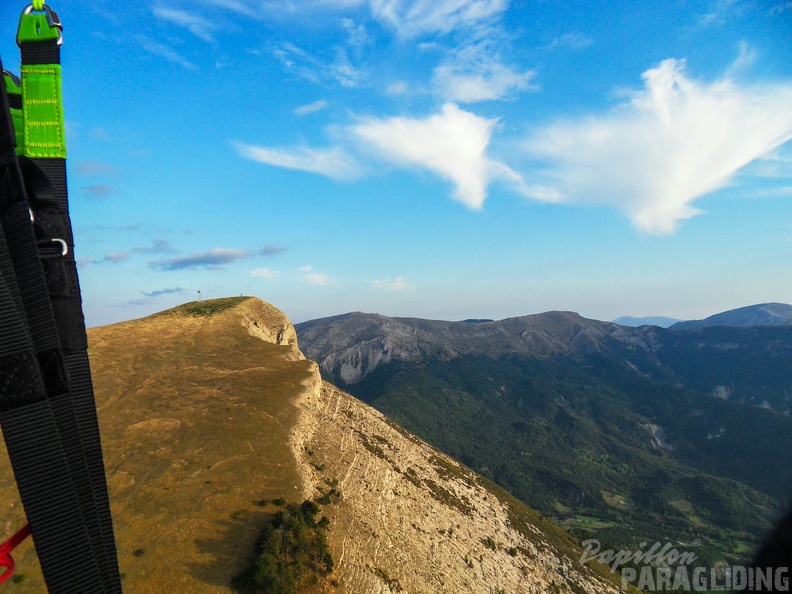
[19,64,66,158]
[16,3,65,159]
[2,73,23,152]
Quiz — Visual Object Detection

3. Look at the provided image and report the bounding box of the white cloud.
[234,142,361,180]
[770,2,792,15]
[136,36,199,70]
[260,0,366,14]
[699,0,745,26]
[202,0,258,16]
[725,41,756,78]
[238,103,526,208]
[298,265,338,286]
[250,268,283,279]
[370,0,508,37]
[294,100,329,115]
[432,42,536,102]
[547,33,593,50]
[755,186,792,198]
[330,47,366,87]
[370,276,416,292]
[207,0,507,39]
[274,42,365,88]
[153,7,218,42]
[520,58,792,234]
[386,81,409,95]
[351,103,503,208]
[745,149,792,178]
[74,161,118,176]
[150,248,249,270]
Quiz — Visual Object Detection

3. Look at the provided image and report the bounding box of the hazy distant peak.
[671,302,792,331]
[613,315,682,328]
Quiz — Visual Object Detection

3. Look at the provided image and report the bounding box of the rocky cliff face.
[0,297,619,593]
[296,311,664,386]
[292,378,618,593]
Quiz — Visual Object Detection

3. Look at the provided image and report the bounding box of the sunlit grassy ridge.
[152,296,253,319]
[0,297,314,592]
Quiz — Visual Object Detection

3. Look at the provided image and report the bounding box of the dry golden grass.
[0,298,314,593]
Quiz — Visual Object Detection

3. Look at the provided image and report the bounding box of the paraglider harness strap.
[0,3,122,591]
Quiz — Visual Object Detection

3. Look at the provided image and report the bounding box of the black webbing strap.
[0,10,122,592]
[1,55,106,592]
[20,31,122,590]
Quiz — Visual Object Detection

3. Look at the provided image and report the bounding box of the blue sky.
[2,0,791,327]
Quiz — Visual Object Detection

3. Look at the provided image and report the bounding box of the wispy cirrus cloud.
[74,161,119,176]
[298,265,338,286]
[78,252,128,268]
[141,287,185,298]
[234,142,361,180]
[83,184,119,198]
[547,33,594,51]
[136,35,199,70]
[370,276,416,292]
[250,268,282,280]
[744,149,792,179]
[152,6,219,42]
[133,239,177,254]
[769,2,792,15]
[519,57,792,234]
[371,0,508,38]
[150,248,249,270]
[752,186,792,198]
[202,0,258,16]
[699,0,746,26]
[261,244,287,256]
[432,41,536,102]
[274,42,366,88]
[294,100,329,115]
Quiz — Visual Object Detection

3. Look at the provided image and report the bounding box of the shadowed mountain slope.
[296,309,792,562]
[0,297,620,593]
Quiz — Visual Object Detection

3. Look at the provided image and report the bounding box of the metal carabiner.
[17,4,63,47]
[21,4,62,30]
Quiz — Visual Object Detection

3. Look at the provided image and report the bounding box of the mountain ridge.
[0,297,620,593]
[670,302,792,330]
[296,304,792,562]
[297,305,792,412]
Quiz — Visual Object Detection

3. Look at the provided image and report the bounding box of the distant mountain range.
[613,302,792,330]
[297,305,792,411]
[669,302,792,330]
[612,315,681,328]
[296,303,792,563]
